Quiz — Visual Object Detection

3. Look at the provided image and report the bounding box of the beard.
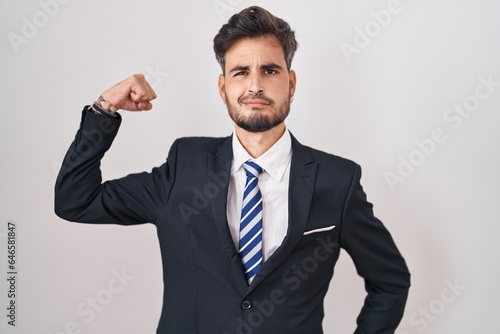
[226,93,291,133]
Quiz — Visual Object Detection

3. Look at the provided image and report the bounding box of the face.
[218,35,296,133]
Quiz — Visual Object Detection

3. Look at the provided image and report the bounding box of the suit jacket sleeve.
[340,165,410,333]
[54,107,176,225]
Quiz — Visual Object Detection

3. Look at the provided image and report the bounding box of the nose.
[248,72,264,96]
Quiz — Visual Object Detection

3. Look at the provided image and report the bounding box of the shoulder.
[291,134,359,172]
[176,135,229,145]
[291,135,364,195]
[168,136,231,156]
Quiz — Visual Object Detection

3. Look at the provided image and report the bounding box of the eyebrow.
[228,63,284,73]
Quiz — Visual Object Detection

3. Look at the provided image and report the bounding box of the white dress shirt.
[226,130,292,261]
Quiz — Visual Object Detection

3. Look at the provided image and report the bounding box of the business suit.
[55,107,410,333]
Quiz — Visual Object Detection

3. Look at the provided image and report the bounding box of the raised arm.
[54,74,175,225]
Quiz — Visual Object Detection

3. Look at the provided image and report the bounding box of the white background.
[1,0,499,333]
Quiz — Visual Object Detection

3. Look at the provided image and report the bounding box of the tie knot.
[243,161,263,178]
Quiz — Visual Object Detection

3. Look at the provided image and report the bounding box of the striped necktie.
[239,161,264,284]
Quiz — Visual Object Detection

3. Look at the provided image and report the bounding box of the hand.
[97,74,157,112]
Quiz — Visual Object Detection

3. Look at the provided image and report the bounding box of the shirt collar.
[231,129,292,181]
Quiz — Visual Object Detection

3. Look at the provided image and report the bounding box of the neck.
[235,123,286,158]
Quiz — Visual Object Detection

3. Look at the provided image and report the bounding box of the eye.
[234,71,247,76]
[265,69,277,75]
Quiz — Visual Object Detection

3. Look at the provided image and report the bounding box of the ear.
[288,70,297,97]
[218,74,226,102]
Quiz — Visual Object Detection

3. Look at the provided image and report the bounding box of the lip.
[242,99,270,106]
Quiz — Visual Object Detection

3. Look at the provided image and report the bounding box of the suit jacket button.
[241,300,252,310]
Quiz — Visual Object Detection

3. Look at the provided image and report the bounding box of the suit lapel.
[207,136,249,290]
[248,135,317,293]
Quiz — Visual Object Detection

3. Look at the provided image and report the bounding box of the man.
[55,6,410,334]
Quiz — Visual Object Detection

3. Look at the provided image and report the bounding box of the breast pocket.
[303,224,336,236]
[296,224,340,258]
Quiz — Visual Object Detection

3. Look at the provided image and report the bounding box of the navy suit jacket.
[55,108,410,334]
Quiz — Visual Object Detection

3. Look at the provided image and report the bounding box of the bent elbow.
[54,202,75,222]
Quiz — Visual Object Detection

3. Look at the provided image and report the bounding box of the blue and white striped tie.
[239,161,264,284]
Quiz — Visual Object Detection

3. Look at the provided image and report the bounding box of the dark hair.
[213,6,298,73]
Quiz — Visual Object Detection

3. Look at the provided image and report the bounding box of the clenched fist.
[97,74,157,112]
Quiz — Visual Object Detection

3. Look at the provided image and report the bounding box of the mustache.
[238,94,274,105]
